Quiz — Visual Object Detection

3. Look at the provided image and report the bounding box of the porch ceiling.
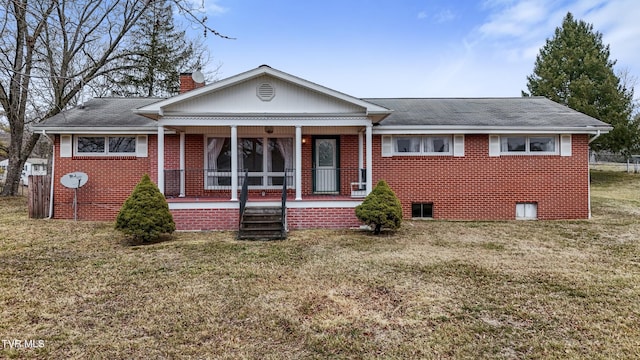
[166,125,365,135]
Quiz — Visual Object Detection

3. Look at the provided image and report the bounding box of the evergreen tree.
[110,0,206,97]
[115,174,175,242]
[524,12,636,155]
[355,180,403,235]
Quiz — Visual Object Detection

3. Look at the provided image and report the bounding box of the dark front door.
[313,137,339,193]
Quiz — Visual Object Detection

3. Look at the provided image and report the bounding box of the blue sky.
[192,0,640,99]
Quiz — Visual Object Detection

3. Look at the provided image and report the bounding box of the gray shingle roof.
[34,96,611,132]
[365,97,610,128]
[35,97,162,129]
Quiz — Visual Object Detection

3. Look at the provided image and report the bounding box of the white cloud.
[478,0,551,39]
[578,0,640,70]
[464,0,640,98]
[434,9,456,23]
[182,0,228,16]
[206,1,228,16]
[418,8,455,23]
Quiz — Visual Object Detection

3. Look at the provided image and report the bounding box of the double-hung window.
[500,136,558,155]
[394,136,452,155]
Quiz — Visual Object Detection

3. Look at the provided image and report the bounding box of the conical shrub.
[355,180,403,235]
[115,174,175,242]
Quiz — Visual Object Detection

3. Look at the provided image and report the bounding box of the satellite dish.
[191,70,205,84]
[61,172,89,189]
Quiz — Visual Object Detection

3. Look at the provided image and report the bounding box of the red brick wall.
[52,132,592,227]
[172,208,238,231]
[179,73,205,93]
[372,134,590,220]
[52,135,154,221]
[288,207,362,229]
[170,207,361,231]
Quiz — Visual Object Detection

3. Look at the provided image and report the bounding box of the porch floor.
[166,194,360,203]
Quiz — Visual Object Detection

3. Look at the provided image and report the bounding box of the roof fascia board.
[159,117,372,127]
[34,128,174,135]
[160,111,368,117]
[373,125,612,135]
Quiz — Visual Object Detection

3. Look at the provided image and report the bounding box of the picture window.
[394,136,451,155]
[501,136,557,154]
[76,136,136,155]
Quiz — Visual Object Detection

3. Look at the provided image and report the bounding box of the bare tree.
[0,0,229,196]
[618,67,639,115]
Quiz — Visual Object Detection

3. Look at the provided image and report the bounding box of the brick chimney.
[179,72,205,94]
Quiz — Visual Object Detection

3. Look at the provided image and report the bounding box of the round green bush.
[115,174,175,242]
[355,180,403,235]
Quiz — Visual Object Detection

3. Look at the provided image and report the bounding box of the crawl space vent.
[257,83,275,101]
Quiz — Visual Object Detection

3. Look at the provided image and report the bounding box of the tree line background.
[0,0,225,195]
[0,5,638,196]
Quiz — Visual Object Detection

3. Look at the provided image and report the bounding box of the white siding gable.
[166,75,365,115]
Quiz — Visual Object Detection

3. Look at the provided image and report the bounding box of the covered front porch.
[154,124,375,231]
[132,65,393,231]
[156,124,375,202]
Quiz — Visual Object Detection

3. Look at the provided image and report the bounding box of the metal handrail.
[239,169,249,227]
[281,168,288,237]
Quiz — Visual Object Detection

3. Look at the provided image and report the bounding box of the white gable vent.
[257,82,275,101]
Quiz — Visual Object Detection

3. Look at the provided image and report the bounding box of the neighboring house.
[33,65,612,231]
[0,158,48,186]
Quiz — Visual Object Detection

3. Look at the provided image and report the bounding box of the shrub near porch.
[0,171,639,358]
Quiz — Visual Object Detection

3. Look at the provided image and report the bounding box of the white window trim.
[391,135,454,156]
[516,202,538,220]
[205,136,294,190]
[499,135,559,156]
[74,135,143,157]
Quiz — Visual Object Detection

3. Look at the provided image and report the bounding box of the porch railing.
[308,168,366,195]
[281,169,287,235]
[239,170,249,226]
[163,168,365,198]
[164,168,366,198]
[164,169,295,198]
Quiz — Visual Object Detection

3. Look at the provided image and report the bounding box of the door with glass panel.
[314,137,338,193]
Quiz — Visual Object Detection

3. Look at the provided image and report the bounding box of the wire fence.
[590,151,640,173]
[0,181,29,196]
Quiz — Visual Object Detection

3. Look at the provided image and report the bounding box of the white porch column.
[179,132,185,197]
[157,125,165,195]
[231,125,238,201]
[366,124,373,195]
[295,125,302,200]
[358,130,364,184]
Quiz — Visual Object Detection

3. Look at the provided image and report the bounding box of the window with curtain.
[206,136,293,189]
[500,136,557,154]
[393,136,452,155]
[206,138,231,187]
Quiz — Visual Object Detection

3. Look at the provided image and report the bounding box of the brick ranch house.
[34,65,612,232]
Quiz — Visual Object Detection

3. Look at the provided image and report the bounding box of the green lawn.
[1,171,639,359]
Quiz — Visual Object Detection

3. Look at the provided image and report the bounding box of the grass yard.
[1,171,640,359]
